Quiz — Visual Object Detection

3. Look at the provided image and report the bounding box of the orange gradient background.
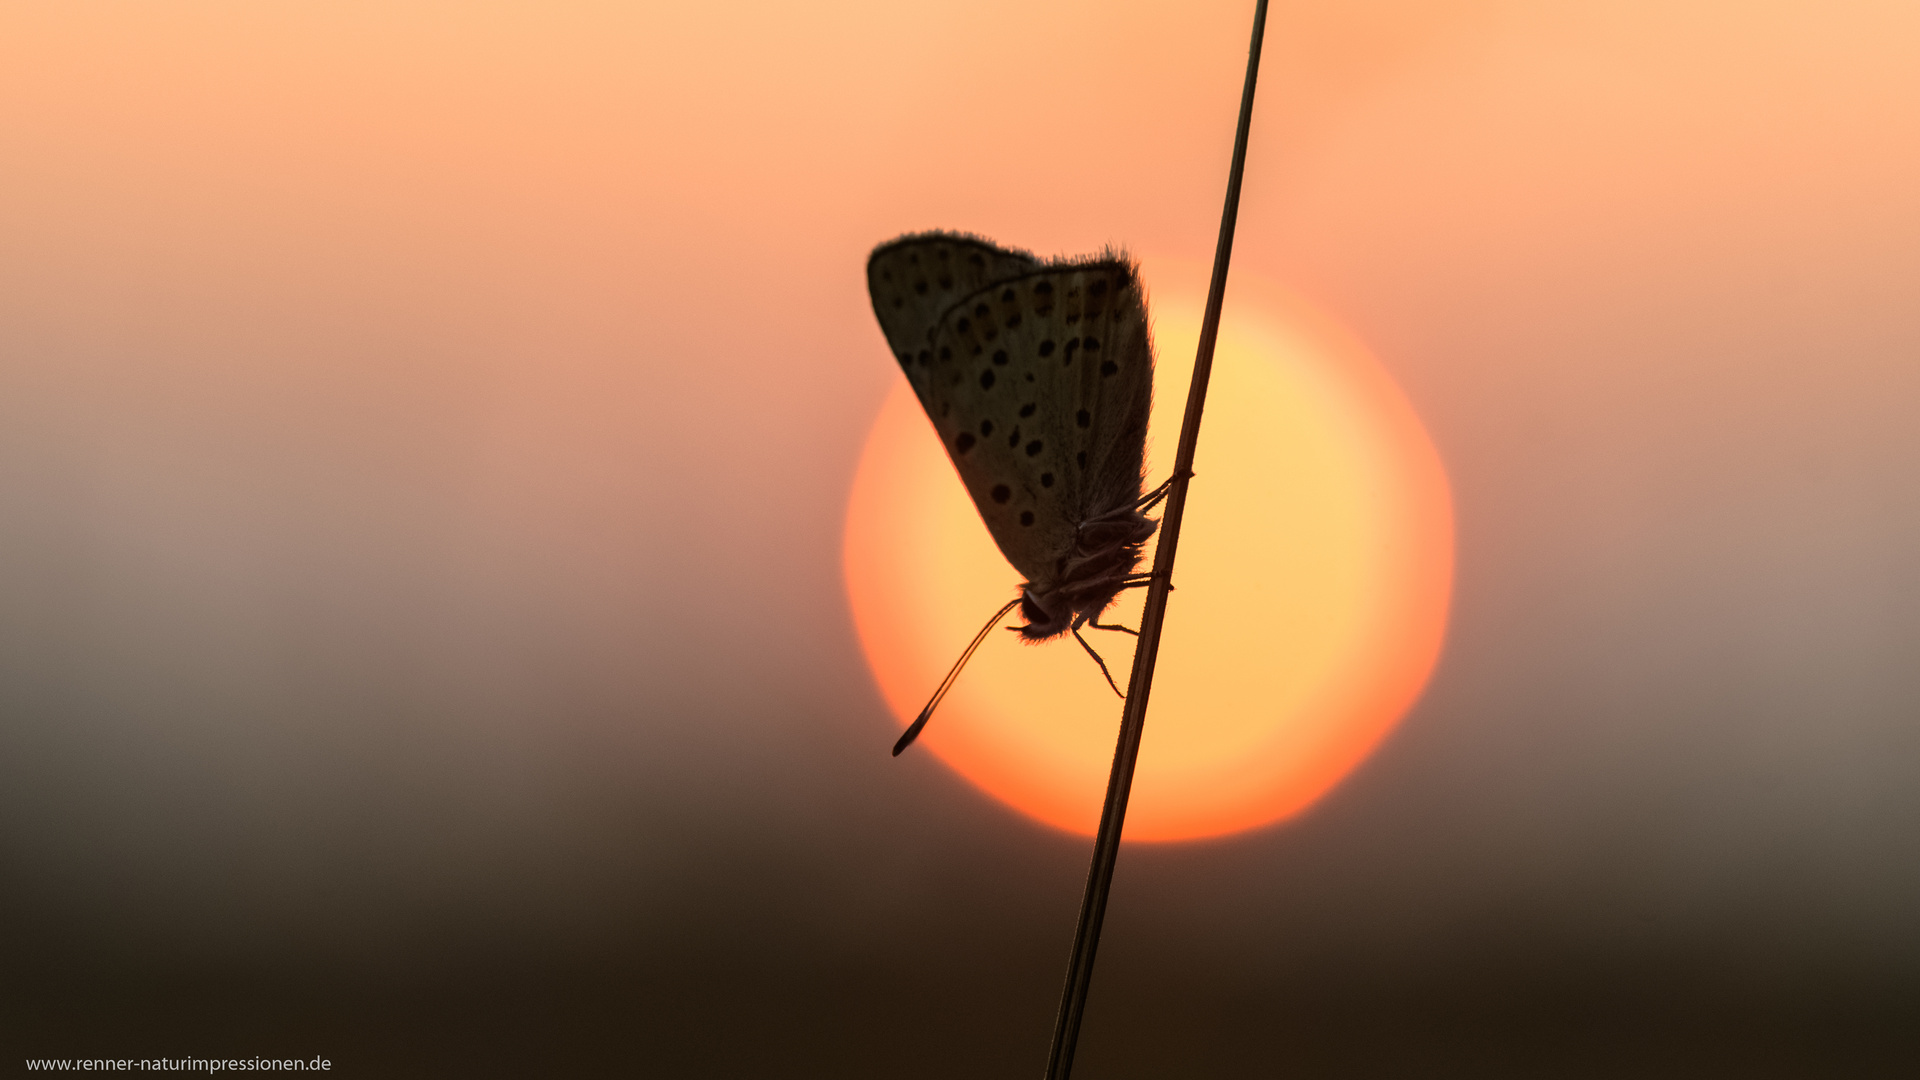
[6,1,1920,1067]
[845,269,1453,839]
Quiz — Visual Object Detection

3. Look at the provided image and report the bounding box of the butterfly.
[866,232,1170,754]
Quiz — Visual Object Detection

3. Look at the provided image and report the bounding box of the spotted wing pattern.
[868,232,1038,384]
[868,234,1153,599]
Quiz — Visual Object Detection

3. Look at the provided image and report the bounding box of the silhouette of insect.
[867,232,1172,754]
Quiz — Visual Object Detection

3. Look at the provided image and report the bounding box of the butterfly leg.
[1072,626,1126,699]
[1092,575,1169,634]
[1134,469,1194,514]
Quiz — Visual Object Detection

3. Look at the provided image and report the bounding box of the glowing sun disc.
[843,267,1453,841]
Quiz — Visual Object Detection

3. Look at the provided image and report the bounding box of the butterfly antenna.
[1072,626,1126,699]
[893,596,1024,756]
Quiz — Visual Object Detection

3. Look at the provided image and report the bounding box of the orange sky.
[9,2,1913,513]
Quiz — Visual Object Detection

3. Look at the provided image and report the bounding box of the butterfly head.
[1016,587,1072,641]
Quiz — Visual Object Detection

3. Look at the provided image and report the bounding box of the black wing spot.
[1076,409,1091,428]
[1006,313,1022,328]
[956,432,975,454]
[1038,339,1056,357]
[956,317,970,332]
[993,349,1009,366]
[969,253,985,268]
[893,297,904,308]
[914,280,928,295]
[1040,472,1055,487]
[974,303,988,318]
[1034,280,1053,295]
[991,484,1011,504]
[979,419,995,436]
[918,349,931,365]
[1001,288,1015,302]
[1020,510,1035,526]
[1083,336,1100,351]
[938,346,951,360]
[1063,338,1080,363]
[1099,360,1119,377]
[1090,278,1108,297]
[938,275,952,288]
[1025,373,1035,382]
[1025,440,1043,457]
[1066,313,1081,324]
[979,369,996,390]
[1077,450,1088,469]
[1008,427,1020,447]
[1018,402,1036,418]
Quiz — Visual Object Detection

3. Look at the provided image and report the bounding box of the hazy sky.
[3,2,1917,1073]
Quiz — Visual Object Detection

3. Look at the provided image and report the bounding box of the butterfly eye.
[1020,592,1052,626]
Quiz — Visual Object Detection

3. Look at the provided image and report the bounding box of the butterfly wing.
[867,232,1039,392]
[916,257,1153,587]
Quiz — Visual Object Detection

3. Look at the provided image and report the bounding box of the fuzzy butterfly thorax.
[867,231,1159,642]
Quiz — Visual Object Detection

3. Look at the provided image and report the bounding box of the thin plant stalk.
[1041,2,1270,1076]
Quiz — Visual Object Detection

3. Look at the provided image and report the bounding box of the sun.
[843,265,1453,842]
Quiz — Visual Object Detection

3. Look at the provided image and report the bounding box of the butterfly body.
[867,232,1158,642]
